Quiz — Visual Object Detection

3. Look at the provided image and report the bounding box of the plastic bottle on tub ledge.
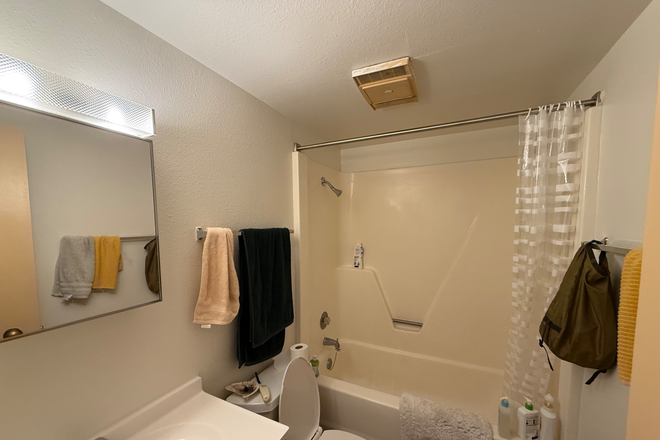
[310,356,320,377]
[353,243,364,268]
[497,396,511,439]
[539,394,557,440]
[518,398,539,440]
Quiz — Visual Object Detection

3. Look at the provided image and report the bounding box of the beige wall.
[0,126,41,334]
[625,63,660,440]
[298,157,343,359]
[0,1,295,439]
[567,1,660,439]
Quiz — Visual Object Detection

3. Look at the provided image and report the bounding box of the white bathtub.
[316,339,504,423]
[318,375,400,440]
[317,375,507,440]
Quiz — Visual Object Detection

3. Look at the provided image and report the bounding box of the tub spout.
[323,337,340,350]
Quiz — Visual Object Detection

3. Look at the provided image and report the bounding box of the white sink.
[132,422,223,440]
[91,377,289,440]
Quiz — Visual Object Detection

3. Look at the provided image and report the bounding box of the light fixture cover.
[0,53,155,138]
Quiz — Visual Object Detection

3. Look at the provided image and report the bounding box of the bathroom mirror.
[0,101,160,342]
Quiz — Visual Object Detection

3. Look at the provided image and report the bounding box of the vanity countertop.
[91,377,289,440]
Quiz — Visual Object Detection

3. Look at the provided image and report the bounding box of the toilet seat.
[279,358,365,440]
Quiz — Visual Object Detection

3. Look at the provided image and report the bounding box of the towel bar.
[119,235,155,242]
[196,227,294,241]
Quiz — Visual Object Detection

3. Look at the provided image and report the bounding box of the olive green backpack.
[539,240,617,384]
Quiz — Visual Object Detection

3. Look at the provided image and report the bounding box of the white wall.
[340,125,518,173]
[0,1,295,439]
[568,1,660,439]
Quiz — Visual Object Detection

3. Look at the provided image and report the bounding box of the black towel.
[237,228,294,367]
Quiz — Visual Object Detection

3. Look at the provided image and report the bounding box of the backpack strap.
[585,369,607,385]
[585,240,610,276]
[538,339,554,371]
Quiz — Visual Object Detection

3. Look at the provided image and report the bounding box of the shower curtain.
[503,103,586,406]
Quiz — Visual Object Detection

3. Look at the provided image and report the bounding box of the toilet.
[227,357,364,440]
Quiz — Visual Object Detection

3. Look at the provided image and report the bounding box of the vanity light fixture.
[0,53,155,138]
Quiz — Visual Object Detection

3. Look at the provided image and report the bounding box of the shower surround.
[294,149,519,423]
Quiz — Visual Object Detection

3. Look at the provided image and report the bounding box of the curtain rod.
[294,91,602,151]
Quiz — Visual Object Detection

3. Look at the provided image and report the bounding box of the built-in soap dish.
[392,318,423,332]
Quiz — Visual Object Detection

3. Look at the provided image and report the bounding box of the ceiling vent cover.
[352,57,417,110]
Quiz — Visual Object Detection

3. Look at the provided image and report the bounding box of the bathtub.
[317,339,504,421]
[318,375,506,440]
[315,338,511,440]
[318,375,400,440]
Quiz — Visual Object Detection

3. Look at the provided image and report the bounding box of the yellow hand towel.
[92,236,123,289]
[618,247,643,386]
[194,228,240,325]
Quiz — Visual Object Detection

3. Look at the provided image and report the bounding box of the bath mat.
[400,393,492,440]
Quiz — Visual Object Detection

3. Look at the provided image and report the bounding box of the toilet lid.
[279,357,320,440]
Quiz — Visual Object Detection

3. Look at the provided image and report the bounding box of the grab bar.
[392,318,423,327]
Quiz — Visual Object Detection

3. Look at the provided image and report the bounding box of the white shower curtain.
[503,103,586,406]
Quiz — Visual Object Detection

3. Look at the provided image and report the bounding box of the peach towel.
[618,247,643,386]
[92,236,123,289]
[194,228,240,325]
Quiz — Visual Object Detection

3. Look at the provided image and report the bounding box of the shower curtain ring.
[525,108,532,121]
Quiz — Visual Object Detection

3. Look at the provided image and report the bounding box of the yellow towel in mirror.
[92,236,123,289]
[618,247,643,386]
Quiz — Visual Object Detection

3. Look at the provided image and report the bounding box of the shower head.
[321,177,342,197]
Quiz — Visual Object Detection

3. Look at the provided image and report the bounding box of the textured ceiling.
[101,0,651,142]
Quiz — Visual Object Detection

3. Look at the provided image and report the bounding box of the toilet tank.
[226,363,285,421]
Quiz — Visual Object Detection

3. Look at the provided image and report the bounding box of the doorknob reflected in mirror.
[3,328,23,339]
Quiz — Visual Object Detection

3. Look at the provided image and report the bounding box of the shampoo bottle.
[497,396,511,439]
[353,243,364,268]
[539,394,557,440]
[518,398,539,440]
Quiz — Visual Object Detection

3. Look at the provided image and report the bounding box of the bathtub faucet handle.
[320,311,331,329]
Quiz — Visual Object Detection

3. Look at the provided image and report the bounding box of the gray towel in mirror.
[52,236,95,300]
